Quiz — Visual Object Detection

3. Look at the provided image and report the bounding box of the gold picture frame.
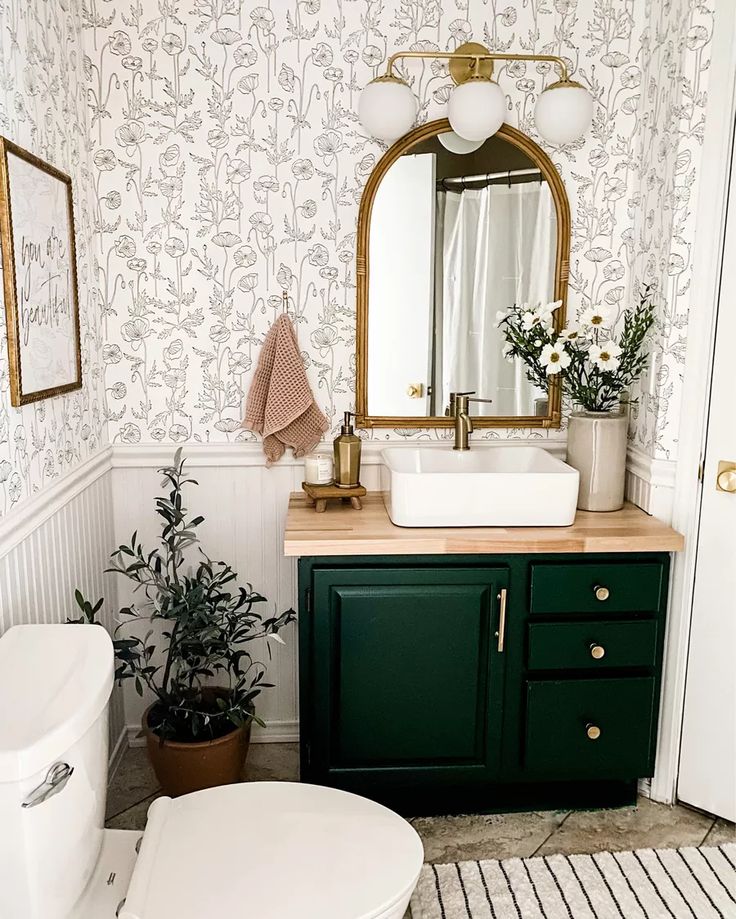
[355,119,571,429]
[0,137,82,407]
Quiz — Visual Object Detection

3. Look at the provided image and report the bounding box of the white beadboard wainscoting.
[0,447,127,771]
[111,440,674,747]
[111,446,307,745]
[112,440,567,744]
[0,440,676,756]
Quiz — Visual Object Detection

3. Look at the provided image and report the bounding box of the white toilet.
[0,624,423,919]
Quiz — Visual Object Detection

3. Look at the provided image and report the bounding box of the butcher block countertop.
[283,493,684,557]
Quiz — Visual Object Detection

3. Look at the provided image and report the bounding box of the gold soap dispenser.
[333,411,361,488]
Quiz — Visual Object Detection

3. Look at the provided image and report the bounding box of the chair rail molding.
[0,446,113,561]
[111,438,568,469]
[625,446,678,521]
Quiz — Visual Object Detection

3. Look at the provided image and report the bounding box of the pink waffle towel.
[243,314,328,464]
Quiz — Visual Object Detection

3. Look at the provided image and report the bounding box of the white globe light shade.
[534,83,594,145]
[438,131,484,154]
[448,78,505,142]
[358,78,417,142]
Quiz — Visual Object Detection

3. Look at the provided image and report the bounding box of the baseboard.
[251,720,299,743]
[126,720,299,747]
[108,726,128,778]
[0,445,113,560]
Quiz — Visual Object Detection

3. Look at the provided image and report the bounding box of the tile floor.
[107,742,734,862]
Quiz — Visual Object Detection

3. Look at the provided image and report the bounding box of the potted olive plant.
[73,449,295,796]
[498,289,655,511]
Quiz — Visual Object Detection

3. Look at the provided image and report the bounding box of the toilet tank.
[0,624,114,919]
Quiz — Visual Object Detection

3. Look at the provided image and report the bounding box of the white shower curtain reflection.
[436,181,556,416]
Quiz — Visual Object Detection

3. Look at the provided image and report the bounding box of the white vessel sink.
[381,446,579,527]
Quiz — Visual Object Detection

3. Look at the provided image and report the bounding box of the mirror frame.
[355,118,570,429]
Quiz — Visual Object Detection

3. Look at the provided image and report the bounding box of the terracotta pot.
[566,408,628,512]
[143,701,252,798]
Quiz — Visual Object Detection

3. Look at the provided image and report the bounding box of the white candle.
[304,452,333,485]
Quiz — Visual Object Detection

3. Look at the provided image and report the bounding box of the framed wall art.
[0,137,82,406]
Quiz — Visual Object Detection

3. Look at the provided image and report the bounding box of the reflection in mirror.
[367,131,558,419]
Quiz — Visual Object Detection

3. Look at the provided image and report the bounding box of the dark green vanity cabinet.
[298,552,671,814]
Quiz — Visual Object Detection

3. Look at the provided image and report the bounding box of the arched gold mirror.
[355,119,570,429]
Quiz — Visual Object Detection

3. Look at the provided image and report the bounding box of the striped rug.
[410,844,736,918]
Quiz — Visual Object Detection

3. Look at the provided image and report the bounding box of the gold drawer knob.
[586,724,601,741]
[594,585,610,601]
[590,643,606,660]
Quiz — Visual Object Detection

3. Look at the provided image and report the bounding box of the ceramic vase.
[566,409,628,512]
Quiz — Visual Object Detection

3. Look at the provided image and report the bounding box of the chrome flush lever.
[21,762,74,808]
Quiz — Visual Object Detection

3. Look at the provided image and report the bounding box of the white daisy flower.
[521,303,555,331]
[579,305,611,329]
[589,340,621,371]
[540,342,571,374]
[558,323,582,342]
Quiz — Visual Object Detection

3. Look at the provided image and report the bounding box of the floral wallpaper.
[0,0,716,510]
[0,0,106,515]
[627,0,712,457]
[85,0,711,461]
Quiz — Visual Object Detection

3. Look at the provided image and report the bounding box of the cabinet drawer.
[527,620,658,671]
[525,677,656,779]
[530,562,665,615]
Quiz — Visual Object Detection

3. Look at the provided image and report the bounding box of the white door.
[677,155,736,822]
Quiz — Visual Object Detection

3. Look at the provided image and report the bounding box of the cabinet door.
[307,566,509,790]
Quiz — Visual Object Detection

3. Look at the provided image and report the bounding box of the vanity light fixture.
[358,74,418,143]
[534,80,595,146]
[359,42,594,146]
[447,73,506,143]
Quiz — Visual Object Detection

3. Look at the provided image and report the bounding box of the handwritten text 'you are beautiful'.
[19,228,71,345]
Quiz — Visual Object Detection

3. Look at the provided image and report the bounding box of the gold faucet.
[448,391,493,451]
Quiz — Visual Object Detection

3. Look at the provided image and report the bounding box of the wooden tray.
[301,481,366,513]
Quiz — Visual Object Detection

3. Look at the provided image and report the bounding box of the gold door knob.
[594,585,610,602]
[590,643,606,660]
[586,724,601,740]
[717,462,736,493]
[406,383,424,399]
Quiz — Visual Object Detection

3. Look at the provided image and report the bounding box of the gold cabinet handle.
[594,585,610,601]
[406,383,424,399]
[717,461,736,493]
[495,588,507,653]
[586,724,601,740]
[590,643,606,660]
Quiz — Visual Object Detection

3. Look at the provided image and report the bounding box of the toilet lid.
[119,782,423,919]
